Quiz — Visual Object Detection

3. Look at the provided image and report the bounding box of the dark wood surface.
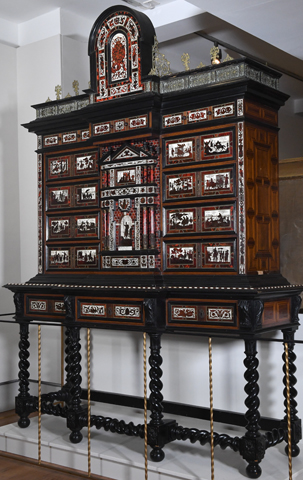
[0,452,112,480]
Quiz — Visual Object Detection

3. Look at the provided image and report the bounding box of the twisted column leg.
[16,323,31,428]
[148,333,165,461]
[66,326,84,443]
[64,326,72,384]
[282,328,301,457]
[240,338,265,479]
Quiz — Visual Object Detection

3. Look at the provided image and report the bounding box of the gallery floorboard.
[0,452,112,480]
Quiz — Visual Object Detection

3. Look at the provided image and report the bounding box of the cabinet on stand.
[4,5,302,478]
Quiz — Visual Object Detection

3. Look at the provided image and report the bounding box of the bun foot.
[150,446,165,462]
[285,443,300,458]
[246,463,262,478]
[69,430,83,444]
[18,416,30,428]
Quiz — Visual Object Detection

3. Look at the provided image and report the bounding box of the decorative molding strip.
[238,121,246,274]
[36,98,90,119]
[37,154,43,274]
[94,114,149,136]
[101,159,155,170]
[160,61,279,94]
[237,98,244,116]
[6,282,303,291]
[101,185,157,199]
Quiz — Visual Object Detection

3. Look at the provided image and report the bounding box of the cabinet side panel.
[245,124,279,273]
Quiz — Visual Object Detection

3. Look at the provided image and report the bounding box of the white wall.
[17,34,62,282]
[61,35,89,97]
[0,43,21,410]
[279,75,303,160]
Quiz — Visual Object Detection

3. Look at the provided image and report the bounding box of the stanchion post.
[38,324,42,465]
[284,341,293,480]
[143,332,148,480]
[208,337,215,480]
[87,328,91,477]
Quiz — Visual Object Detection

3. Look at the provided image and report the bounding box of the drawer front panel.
[167,299,238,329]
[47,213,100,240]
[164,240,237,271]
[46,245,100,271]
[163,203,236,236]
[46,150,99,181]
[76,298,144,325]
[163,128,235,167]
[25,294,66,319]
[46,182,99,210]
[163,166,236,202]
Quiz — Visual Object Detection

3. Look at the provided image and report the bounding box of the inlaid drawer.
[25,294,66,319]
[46,181,99,210]
[76,297,145,326]
[46,150,99,181]
[162,128,235,165]
[163,239,237,271]
[163,165,236,202]
[46,245,100,270]
[166,299,238,330]
[163,203,236,236]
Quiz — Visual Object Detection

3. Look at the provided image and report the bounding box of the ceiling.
[0,0,302,59]
[0,0,303,98]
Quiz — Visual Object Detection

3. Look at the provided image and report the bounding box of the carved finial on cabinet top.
[55,85,62,100]
[181,53,190,71]
[196,61,206,69]
[210,43,221,65]
[72,80,79,96]
[223,54,234,62]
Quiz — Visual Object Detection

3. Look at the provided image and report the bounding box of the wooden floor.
[0,453,112,480]
[0,410,112,480]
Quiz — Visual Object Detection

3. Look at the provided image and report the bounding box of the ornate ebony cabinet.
[4,5,302,478]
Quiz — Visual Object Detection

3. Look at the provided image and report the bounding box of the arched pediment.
[88,5,155,102]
